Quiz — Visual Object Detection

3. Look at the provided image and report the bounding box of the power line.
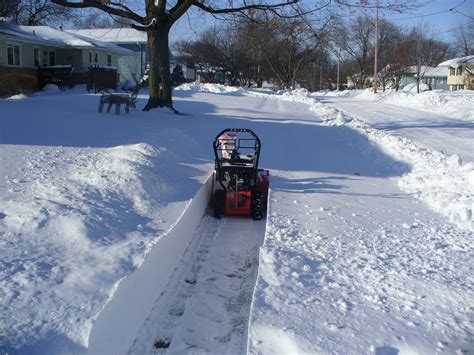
[451,8,474,20]
[385,0,466,21]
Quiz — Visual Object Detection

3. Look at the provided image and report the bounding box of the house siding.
[399,75,416,88]
[422,76,448,90]
[114,43,146,82]
[81,50,119,71]
[447,64,474,90]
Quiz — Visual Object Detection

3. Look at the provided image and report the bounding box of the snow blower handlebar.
[213,128,262,191]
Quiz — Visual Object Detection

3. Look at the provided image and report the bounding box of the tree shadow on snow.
[0,92,410,180]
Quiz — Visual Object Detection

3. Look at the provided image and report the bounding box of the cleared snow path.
[128,214,266,354]
[316,95,474,163]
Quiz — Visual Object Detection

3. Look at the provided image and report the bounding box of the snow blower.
[212,128,269,220]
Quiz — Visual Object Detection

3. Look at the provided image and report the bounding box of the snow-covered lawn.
[315,89,474,163]
[318,88,474,123]
[0,85,472,354]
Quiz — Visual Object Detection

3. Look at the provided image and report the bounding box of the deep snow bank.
[0,90,213,353]
[0,143,186,352]
[87,174,213,354]
[317,88,474,122]
[244,88,474,232]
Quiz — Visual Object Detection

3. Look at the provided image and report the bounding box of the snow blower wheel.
[213,189,226,219]
[212,128,269,220]
[251,191,264,220]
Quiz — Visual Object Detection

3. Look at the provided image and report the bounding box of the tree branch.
[193,0,299,16]
[50,0,144,24]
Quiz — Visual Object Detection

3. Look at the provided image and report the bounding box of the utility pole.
[374,0,379,94]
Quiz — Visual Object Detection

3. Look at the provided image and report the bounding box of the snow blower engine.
[212,128,269,220]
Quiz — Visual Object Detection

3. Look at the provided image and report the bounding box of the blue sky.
[168,0,473,44]
[382,0,473,39]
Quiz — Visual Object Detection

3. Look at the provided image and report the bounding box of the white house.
[69,28,196,84]
[0,21,132,95]
[68,28,147,83]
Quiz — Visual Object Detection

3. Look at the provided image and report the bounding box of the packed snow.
[0,83,472,354]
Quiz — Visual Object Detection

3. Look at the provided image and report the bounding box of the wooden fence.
[87,66,118,93]
[38,66,74,89]
[37,65,118,93]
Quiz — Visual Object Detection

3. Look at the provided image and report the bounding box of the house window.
[49,51,56,66]
[7,43,20,66]
[94,53,98,63]
[456,67,463,75]
[107,54,112,66]
[449,68,455,75]
[34,48,40,67]
[89,51,92,64]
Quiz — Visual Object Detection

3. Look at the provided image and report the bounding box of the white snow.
[42,83,61,93]
[319,88,474,122]
[0,84,472,354]
[438,55,474,69]
[401,82,430,92]
[67,28,147,44]
[0,23,132,55]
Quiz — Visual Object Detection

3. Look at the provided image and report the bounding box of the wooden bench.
[98,90,138,114]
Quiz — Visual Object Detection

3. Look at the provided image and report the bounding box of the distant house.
[420,67,448,90]
[0,21,132,96]
[170,55,196,82]
[68,28,196,85]
[438,55,474,91]
[67,28,147,83]
[346,74,372,89]
[397,66,448,90]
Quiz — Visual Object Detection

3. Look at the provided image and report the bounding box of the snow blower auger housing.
[212,128,269,220]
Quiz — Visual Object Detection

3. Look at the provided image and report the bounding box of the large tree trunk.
[144,25,173,111]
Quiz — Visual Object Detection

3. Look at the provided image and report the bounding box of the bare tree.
[409,24,449,93]
[51,0,300,112]
[256,17,317,89]
[334,15,374,89]
[72,10,133,29]
[452,22,474,57]
[176,28,222,84]
[384,34,412,91]
[0,0,19,18]
[2,0,71,25]
[376,19,403,91]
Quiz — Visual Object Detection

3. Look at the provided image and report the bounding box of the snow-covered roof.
[406,66,434,74]
[422,66,448,77]
[438,55,474,69]
[0,22,132,55]
[67,28,147,44]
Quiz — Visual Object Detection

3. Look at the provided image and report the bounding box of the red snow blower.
[212,128,269,220]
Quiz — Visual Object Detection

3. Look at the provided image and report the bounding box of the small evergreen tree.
[171,64,186,86]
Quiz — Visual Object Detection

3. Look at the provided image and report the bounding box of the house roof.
[438,55,474,69]
[67,28,147,44]
[0,21,133,55]
[422,66,448,77]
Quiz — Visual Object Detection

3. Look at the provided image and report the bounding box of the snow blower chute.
[212,128,269,220]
